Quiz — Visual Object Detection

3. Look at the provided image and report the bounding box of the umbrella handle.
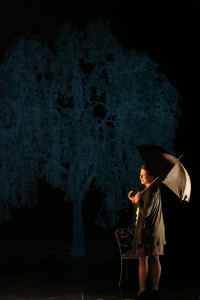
[128,190,135,201]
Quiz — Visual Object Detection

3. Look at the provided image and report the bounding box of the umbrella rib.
[178,153,185,160]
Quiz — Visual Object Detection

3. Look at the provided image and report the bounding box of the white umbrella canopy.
[162,160,191,202]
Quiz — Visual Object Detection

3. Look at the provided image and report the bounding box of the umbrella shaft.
[141,176,159,194]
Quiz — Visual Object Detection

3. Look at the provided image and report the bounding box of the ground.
[0,239,199,300]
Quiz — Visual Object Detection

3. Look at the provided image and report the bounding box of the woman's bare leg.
[137,256,149,295]
[149,255,161,291]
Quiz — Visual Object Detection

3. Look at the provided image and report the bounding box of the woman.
[129,165,166,299]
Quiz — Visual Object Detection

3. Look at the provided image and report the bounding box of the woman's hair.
[141,164,155,177]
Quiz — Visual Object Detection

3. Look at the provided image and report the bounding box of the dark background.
[0,0,198,254]
[0,1,199,298]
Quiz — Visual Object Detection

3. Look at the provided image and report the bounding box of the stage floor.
[0,239,199,300]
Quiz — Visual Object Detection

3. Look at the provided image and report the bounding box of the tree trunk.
[71,199,86,256]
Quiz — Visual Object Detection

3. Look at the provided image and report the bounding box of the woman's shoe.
[136,290,148,299]
[149,290,159,298]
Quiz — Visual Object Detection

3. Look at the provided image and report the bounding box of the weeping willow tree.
[0,19,181,256]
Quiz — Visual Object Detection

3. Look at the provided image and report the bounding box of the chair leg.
[119,258,123,286]
[126,260,129,282]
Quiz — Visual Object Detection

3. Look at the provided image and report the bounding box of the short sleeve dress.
[133,184,166,257]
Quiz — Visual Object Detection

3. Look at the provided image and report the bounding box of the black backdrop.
[0,0,198,243]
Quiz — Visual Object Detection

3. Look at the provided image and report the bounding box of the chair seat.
[121,250,137,259]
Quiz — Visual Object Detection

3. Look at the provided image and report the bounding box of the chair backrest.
[115,228,135,256]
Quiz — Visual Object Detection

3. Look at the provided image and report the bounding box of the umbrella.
[134,144,191,202]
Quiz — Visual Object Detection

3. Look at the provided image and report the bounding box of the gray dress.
[133,185,166,256]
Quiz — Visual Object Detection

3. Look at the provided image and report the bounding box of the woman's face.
[140,168,154,187]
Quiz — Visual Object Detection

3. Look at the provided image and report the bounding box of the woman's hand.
[134,192,141,203]
[128,191,141,203]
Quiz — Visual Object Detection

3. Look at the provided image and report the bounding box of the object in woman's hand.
[128,190,135,201]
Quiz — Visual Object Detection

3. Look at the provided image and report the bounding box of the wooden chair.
[115,228,137,286]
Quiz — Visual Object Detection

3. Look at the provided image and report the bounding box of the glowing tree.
[0,19,181,256]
